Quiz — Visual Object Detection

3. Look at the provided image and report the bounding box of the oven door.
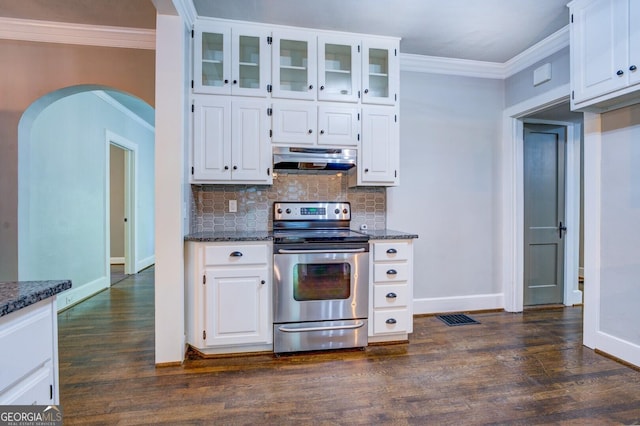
[273,245,369,323]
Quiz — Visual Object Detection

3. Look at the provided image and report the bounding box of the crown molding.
[93,91,155,132]
[400,54,505,79]
[171,0,197,29]
[400,25,569,80]
[0,17,155,50]
[503,25,569,77]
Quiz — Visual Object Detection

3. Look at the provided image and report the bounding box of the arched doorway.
[18,85,155,310]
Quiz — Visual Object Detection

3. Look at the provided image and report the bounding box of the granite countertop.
[185,231,272,242]
[184,229,418,242]
[0,280,72,317]
[355,229,419,240]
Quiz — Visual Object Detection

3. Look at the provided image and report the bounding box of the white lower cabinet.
[186,241,272,354]
[0,299,59,405]
[368,239,414,342]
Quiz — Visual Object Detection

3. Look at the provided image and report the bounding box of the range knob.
[334,208,340,214]
[277,208,283,214]
[286,208,292,214]
[343,208,348,214]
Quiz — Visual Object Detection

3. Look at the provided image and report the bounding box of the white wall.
[599,105,640,348]
[389,71,504,313]
[18,91,155,308]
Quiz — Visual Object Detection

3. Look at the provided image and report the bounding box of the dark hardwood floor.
[58,268,640,425]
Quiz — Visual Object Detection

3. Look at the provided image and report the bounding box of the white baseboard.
[595,331,640,369]
[110,257,125,265]
[56,276,109,312]
[413,293,505,315]
[136,254,155,273]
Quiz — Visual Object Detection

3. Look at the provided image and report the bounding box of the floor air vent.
[436,314,480,326]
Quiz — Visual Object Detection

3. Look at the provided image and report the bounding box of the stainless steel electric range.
[272,201,369,354]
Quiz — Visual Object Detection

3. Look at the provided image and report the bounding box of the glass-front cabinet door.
[272,30,317,100]
[194,24,270,97]
[318,36,360,103]
[194,25,231,94]
[231,26,271,97]
[362,39,399,106]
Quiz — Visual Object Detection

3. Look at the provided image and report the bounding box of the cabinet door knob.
[320,130,325,135]
[364,88,369,94]
[386,292,397,299]
[385,318,397,324]
[364,168,369,173]
[260,280,266,285]
[308,129,313,134]
[224,79,229,84]
[230,251,243,257]
[320,85,325,90]
[233,79,238,84]
[308,84,313,90]
[224,166,229,170]
[616,70,624,76]
[387,269,398,275]
[630,65,638,71]
[233,165,238,170]
[386,248,397,254]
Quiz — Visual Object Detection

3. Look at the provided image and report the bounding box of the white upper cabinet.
[362,39,399,106]
[354,107,399,186]
[317,35,361,103]
[192,95,272,184]
[194,23,271,97]
[272,102,359,147]
[272,30,317,100]
[570,0,640,110]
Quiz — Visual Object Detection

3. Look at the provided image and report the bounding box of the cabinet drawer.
[372,309,409,334]
[0,302,53,394]
[373,263,409,282]
[204,244,268,266]
[373,284,409,308]
[373,241,410,262]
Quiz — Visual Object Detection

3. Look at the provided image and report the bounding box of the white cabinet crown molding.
[0,17,156,50]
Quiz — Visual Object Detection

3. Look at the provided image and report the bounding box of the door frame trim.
[105,130,138,277]
[501,83,582,312]
[522,120,580,307]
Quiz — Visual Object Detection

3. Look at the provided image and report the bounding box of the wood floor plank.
[57,267,640,425]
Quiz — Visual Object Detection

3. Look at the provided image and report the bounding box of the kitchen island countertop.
[0,280,72,317]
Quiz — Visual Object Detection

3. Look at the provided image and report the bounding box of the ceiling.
[192,0,571,63]
[1,1,570,62]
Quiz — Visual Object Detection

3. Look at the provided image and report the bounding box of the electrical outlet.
[229,200,237,213]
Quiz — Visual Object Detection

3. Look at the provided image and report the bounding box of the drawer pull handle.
[386,292,397,299]
[386,248,397,254]
[385,318,397,324]
[387,269,397,275]
[230,251,243,257]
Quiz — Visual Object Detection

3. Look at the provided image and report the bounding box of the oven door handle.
[277,248,366,254]
[277,321,366,333]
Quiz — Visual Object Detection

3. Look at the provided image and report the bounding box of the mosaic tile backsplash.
[190,171,386,233]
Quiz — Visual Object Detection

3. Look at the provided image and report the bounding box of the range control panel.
[273,202,351,221]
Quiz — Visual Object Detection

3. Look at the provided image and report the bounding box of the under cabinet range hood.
[272,146,357,171]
